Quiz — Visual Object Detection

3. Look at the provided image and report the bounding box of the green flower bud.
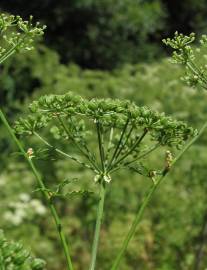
[31,258,46,270]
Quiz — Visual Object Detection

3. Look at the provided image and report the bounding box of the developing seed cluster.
[163,32,207,89]
[0,14,46,59]
[0,230,46,270]
[14,92,196,183]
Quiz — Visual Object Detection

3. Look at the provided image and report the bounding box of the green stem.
[105,127,114,164]
[107,119,129,170]
[0,46,16,64]
[96,120,105,171]
[57,115,101,173]
[110,122,207,270]
[0,36,26,64]
[110,143,160,175]
[34,131,97,173]
[123,143,160,167]
[111,128,148,171]
[0,109,74,270]
[89,182,106,270]
[113,125,134,163]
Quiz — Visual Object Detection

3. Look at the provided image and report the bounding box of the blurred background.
[1,1,207,269]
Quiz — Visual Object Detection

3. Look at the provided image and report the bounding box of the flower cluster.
[0,230,46,270]
[0,14,46,60]
[14,92,196,184]
[15,92,196,148]
[4,193,46,226]
[163,32,207,89]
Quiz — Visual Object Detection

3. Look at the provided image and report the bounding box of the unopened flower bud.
[27,148,34,159]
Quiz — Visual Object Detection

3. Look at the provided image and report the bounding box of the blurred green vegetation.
[1,1,207,270]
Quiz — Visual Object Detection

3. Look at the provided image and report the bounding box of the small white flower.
[30,199,46,215]
[103,174,111,183]
[19,193,30,202]
[94,174,101,183]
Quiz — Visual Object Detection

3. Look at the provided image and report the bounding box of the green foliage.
[0,230,46,270]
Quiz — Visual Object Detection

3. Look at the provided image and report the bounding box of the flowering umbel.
[163,32,207,90]
[14,92,196,184]
[0,230,46,270]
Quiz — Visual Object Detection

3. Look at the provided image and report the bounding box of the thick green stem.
[110,122,207,270]
[0,109,74,270]
[89,182,106,270]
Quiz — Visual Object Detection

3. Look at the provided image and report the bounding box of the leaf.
[55,178,78,193]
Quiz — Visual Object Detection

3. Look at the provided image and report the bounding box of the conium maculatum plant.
[0,230,46,270]
[14,92,196,269]
[1,13,207,270]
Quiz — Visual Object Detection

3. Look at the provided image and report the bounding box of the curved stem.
[0,109,74,270]
[110,122,207,270]
[89,182,106,270]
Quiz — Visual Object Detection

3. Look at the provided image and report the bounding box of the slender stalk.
[0,36,26,64]
[113,125,134,162]
[0,46,17,64]
[34,131,97,173]
[110,128,148,170]
[0,109,74,270]
[96,120,105,171]
[105,127,114,164]
[110,122,207,270]
[89,181,106,270]
[107,119,129,170]
[109,143,160,175]
[57,115,101,172]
